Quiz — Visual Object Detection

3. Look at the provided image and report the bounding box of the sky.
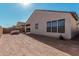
[0,3,79,28]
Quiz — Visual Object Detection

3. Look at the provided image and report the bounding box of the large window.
[58,19,65,33]
[35,23,38,29]
[47,21,51,32]
[47,19,65,33]
[52,21,57,32]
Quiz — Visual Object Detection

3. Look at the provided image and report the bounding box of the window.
[47,21,51,32]
[26,28,30,32]
[35,23,38,29]
[52,21,57,32]
[58,19,65,33]
[47,19,65,33]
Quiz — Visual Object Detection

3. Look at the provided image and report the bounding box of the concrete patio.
[0,33,70,56]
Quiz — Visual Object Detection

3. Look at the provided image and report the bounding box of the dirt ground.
[0,33,70,56]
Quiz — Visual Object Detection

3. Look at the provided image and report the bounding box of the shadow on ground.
[26,34,79,56]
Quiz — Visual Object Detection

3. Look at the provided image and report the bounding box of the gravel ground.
[0,33,70,56]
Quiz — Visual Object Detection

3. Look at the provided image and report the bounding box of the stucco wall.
[26,10,77,39]
[69,14,79,37]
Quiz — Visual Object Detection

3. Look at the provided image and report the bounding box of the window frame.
[35,23,39,29]
[47,21,52,32]
[52,21,57,32]
[58,19,65,33]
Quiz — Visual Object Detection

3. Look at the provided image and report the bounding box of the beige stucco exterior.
[69,14,79,37]
[25,10,78,39]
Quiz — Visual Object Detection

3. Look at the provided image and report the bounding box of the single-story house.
[16,22,26,33]
[2,22,26,34]
[25,9,79,39]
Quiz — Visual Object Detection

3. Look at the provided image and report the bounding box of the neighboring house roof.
[17,22,26,26]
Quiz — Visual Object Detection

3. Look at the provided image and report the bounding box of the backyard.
[0,33,79,56]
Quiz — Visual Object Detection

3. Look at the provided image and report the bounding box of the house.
[16,22,26,33]
[2,22,26,34]
[25,9,79,39]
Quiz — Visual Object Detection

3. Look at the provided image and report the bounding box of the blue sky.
[0,3,79,28]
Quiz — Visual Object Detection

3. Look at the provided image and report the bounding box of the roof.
[34,9,78,21]
[17,22,26,26]
[26,9,79,23]
[35,9,75,13]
